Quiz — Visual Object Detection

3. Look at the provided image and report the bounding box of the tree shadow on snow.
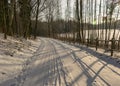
[53,40,120,86]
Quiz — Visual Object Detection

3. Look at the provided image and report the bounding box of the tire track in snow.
[10,38,45,86]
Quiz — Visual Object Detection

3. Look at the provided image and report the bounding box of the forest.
[0,0,120,56]
[0,0,120,86]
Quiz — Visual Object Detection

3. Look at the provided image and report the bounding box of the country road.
[0,38,120,86]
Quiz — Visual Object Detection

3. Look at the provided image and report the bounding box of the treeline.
[31,20,76,37]
[55,0,120,56]
[0,0,32,39]
[0,0,59,39]
[33,19,120,37]
[0,0,120,55]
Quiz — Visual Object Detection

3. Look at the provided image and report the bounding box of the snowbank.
[0,34,41,84]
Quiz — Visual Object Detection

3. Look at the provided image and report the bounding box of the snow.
[60,29,120,40]
[0,34,41,85]
[0,35,120,86]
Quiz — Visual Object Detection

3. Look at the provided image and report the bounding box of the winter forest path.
[0,38,120,86]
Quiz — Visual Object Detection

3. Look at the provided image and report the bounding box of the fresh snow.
[0,35,120,86]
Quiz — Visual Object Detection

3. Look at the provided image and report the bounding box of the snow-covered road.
[0,38,120,86]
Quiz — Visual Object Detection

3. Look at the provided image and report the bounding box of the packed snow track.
[0,38,120,86]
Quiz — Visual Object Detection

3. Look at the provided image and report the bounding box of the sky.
[61,0,74,19]
[61,0,120,23]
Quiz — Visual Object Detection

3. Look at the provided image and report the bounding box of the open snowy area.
[1,0,120,86]
[0,35,120,86]
[60,29,120,40]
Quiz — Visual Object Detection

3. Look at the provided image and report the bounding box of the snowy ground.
[0,34,41,85]
[0,36,120,86]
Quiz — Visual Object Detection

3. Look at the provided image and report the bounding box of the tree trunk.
[34,0,40,39]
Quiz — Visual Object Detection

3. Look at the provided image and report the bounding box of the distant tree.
[18,0,31,39]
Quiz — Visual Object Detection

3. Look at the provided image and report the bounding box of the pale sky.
[61,0,120,21]
[61,0,74,19]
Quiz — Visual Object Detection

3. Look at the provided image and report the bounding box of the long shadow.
[24,40,72,86]
[0,54,54,86]
[23,39,72,86]
[70,51,110,86]
[78,45,120,68]
[59,41,120,77]
[61,41,120,69]
[55,39,120,74]
[98,59,120,76]
[0,39,46,86]
[1,39,119,86]
[53,40,120,86]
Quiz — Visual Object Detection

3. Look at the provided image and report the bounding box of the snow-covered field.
[60,29,120,40]
[0,35,120,86]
